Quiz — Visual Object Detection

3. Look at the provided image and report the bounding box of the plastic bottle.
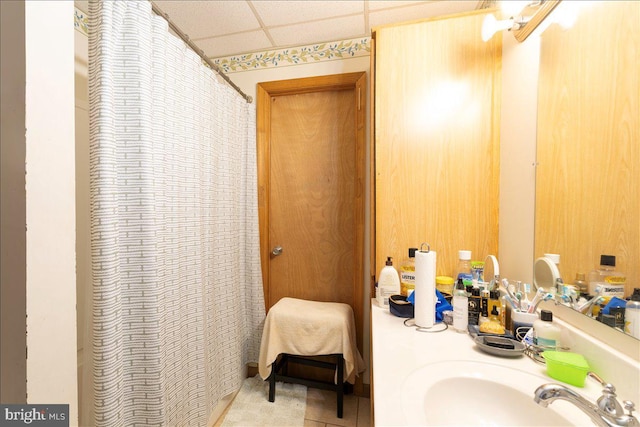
[377,256,400,307]
[533,310,561,349]
[488,290,501,322]
[625,288,640,339]
[479,289,489,327]
[470,261,484,287]
[573,272,588,295]
[452,279,468,333]
[435,275,455,297]
[400,248,418,297]
[587,255,626,297]
[468,287,481,326]
[456,250,473,283]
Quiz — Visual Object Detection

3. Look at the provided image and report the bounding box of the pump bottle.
[377,257,400,307]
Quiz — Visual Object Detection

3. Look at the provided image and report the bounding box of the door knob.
[271,246,283,256]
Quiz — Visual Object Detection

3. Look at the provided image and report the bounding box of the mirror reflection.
[534,1,639,339]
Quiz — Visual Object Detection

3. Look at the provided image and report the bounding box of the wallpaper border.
[75,7,88,36]
[212,37,371,74]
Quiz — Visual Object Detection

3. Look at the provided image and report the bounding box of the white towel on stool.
[258,297,365,384]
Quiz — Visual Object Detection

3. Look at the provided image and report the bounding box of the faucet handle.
[598,384,624,416]
[624,400,636,416]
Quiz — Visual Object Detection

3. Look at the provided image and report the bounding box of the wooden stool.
[259,298,364,419]
[268,353,345,418]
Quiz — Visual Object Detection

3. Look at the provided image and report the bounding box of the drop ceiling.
[75,1,486,59]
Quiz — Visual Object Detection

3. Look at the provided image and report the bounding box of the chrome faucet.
[534,382,639,427]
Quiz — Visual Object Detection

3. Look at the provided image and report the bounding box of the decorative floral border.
[73,7,370,72]
[75,7,88,36]
[212,38,371,74]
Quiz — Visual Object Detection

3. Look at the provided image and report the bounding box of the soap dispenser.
[377,256,400,307]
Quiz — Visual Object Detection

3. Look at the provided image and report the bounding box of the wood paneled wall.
[372,10,502,285]
[535,1,639,295]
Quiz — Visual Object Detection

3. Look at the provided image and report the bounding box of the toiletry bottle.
[455,250,473,284]
[500,294,510,329]
[400,248,418,297]
[452,279,468,333]
[478,295,489,328]
[468,288,481,326]
[625,288,640,339]
[435,275,455,297]
[470,261,484,287]
[587,255,626,296]
[573,272,588,295]
[533,310,561,349]
[377,256,400,307]
[488,290,501,321]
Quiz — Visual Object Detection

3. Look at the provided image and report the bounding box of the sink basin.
[400,360,592,426]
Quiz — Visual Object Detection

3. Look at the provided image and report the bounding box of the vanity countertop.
[370,299,603,426]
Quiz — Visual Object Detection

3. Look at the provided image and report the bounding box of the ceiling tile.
[153,1,261,39]
[369,0,479,29]
[251,0,364,27]
[269,14,365,47]
[368,1,437,11]
[198,30,274,58]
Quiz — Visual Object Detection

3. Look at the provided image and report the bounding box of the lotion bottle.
[377,256,400,307]
[533,310,561,349]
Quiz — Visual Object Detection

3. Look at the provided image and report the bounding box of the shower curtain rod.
[150,1,253,104]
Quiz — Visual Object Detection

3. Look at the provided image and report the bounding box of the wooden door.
[257,73,366,391]
[269,89,355,304]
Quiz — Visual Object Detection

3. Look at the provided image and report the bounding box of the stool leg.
[268,368,276,402]
[337,354,344,418]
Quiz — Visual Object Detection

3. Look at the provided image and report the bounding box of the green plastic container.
[542,351,590,387]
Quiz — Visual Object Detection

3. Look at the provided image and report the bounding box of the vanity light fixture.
[481,0,562,42]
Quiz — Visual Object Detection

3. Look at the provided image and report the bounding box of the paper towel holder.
[419,242,431,253]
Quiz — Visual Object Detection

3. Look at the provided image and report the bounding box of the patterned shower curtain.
[88,1,265,425]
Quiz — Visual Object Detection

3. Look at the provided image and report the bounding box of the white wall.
[25,1,78,424]
[498,32,540,285]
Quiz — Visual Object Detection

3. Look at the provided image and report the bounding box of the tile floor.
[304,388,370,427]
[215,385,371,427]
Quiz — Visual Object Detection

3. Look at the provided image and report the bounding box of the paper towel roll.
[415,249,436,328]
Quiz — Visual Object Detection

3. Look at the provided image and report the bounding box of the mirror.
[534,2,639,339]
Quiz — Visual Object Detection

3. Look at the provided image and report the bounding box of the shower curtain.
[87,1,265,425]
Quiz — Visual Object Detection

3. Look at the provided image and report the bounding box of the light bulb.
[481,14,515,42]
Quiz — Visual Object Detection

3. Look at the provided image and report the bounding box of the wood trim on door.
[256,72,366,394]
